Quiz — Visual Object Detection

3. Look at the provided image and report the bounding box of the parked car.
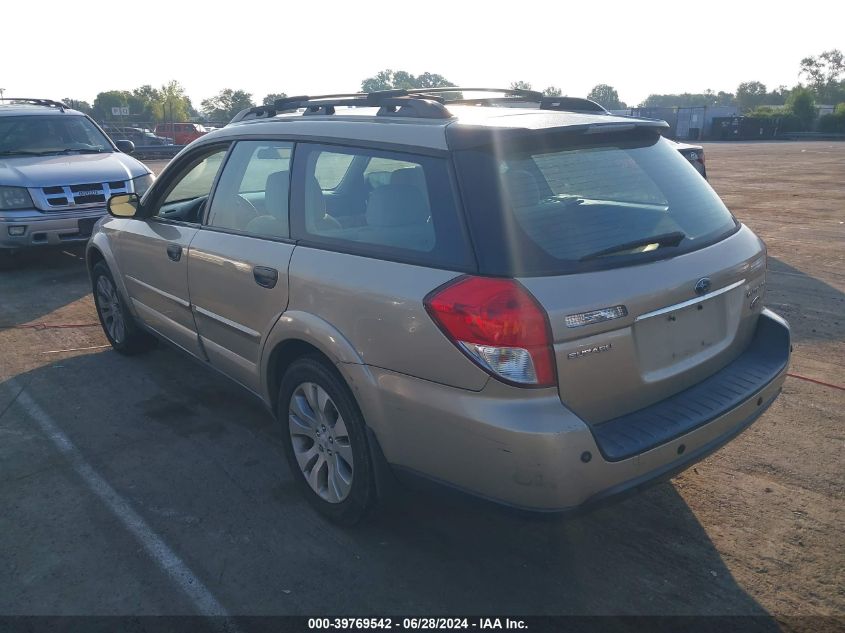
[102,125,174,146]
[668,139,708,178]
[0,99,153,259]
[537,97,709,178]
[88,89,790,525]
[153,122,207,145]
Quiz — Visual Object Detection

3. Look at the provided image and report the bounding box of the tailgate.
[519,226,768,423]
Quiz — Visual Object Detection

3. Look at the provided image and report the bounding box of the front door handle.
[166,243,182,262]
[253,266,278,289]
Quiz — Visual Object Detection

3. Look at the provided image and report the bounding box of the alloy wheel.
[96,275,125,344]
[288,382,354,503]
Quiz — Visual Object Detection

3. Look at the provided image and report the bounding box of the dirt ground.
[0,143,842,629]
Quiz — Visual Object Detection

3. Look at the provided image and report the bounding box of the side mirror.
[107,193,140,218]
[115,139,135,154]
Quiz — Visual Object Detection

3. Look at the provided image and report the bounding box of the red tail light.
[424,276,556,387]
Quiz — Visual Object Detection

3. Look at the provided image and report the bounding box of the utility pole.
[0,88,5,103]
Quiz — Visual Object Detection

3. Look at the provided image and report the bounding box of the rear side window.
[454,131,737,276]
[291,144,473,270]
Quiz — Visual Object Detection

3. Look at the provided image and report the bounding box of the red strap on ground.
[786,373,845,392]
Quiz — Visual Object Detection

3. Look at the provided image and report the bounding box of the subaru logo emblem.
[694,277,712,295]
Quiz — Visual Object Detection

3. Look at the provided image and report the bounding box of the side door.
[111,144,229,357]
[187,140,296,393]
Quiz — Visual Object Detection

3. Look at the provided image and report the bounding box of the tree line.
[62,49,844,132]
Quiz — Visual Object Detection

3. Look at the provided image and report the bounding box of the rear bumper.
[0,208,105,250]
[354,309,790,512]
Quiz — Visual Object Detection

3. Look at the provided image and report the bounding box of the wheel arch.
[261,310,370,416]
[86,233,137,318]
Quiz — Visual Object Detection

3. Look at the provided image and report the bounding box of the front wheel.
[92,261,156,355]
[278,356,376,525]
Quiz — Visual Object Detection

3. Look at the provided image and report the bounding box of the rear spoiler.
[446,118,669,150]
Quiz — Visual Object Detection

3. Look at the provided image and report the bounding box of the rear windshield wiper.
[579,231,686,261]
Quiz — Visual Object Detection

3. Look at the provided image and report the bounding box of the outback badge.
[567,343,612,360]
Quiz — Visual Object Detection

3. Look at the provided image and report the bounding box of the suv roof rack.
[227,88,611,125]
[0,98,67,111]
[230,90,452,124]
[539,96,608,113]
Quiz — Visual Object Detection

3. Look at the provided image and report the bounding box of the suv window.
[206,140,293,238]
[0,115,112,155]
[291,143,473,270]
[454,131,738,276]
[152,147,228,223]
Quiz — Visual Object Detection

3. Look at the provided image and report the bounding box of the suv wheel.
[92,261,156,355]
[278,356,375,525]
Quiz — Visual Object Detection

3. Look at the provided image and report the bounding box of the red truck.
[153,122,208,145]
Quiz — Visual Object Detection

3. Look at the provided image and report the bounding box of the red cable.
[786,373,845,392]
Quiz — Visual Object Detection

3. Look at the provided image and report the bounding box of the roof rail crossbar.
[1,98,66,111]
[229,90,452,124]
[540,96,608,113]
[405,87,544,102]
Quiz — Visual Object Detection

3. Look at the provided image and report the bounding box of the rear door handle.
[166,243,182,262]
[253,266,278,289]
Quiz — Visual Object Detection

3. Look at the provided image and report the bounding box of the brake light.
[424,276,556,387]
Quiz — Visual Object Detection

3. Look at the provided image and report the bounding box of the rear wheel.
[278,356,375,525]
[92,261,156,355]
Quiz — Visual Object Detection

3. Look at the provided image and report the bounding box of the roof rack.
[406,86,544,101]
[230,90,451,124]
[0,98,66,111]
[227,88,612,125]
[539,96,608,113]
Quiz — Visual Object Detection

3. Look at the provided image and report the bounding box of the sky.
[2,0,843,108]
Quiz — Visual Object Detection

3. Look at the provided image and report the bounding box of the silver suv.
[87,88,790,525]
[0,99,153,259]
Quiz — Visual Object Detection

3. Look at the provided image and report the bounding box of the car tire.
[91,261,156,355]
[278,355,376,525]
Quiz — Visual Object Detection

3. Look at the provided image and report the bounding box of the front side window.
[152,147,228,223]
[206,140,293,238]
[0,115,112,156]
[292,144,472,270]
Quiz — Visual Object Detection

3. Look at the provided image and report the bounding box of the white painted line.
[4,378,238,626]
[40,344,111,355]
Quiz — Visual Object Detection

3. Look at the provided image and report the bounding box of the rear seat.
[319,183,434,252]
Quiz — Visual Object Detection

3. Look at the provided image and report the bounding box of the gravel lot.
[0,142,842,629]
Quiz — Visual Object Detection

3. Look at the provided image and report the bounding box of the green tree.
[92,90,132,121]
[736,81,768,111]
[361,69,456,92]
[152,81,193,123]
[262,93,288,106]
[785,87,817,130]
[509,80,533,91]
[542,86,562,97]
[201,89,255,121]
[800,49,844,101]
[62,98,93,115]
[640,92,732,108]
[588,84,625,109]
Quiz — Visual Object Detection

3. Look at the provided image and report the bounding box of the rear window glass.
[454,132,737,276]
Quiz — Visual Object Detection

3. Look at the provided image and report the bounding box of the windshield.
[454,130,737,276]
[0,115,113,156]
